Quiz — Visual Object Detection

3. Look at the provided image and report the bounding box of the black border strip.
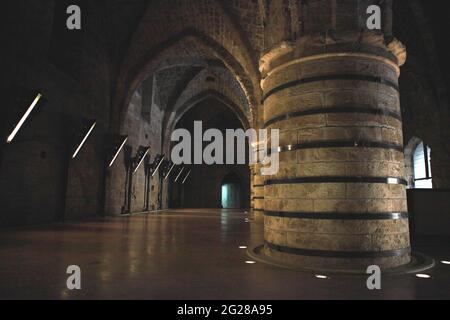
[253,208,264,212]
[265,241,410,259]
[252,197,265,200]
[264,106,402,128]
[273,140,403,153]
[263,74,399,102]
[265,176,408,186]
[264,211,408,220]
[253,184,265,188]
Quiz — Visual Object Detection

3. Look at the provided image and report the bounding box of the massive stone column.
[253,163,266,222]
[250,166,255,211]
[259,1,410,271]
[252,106,266,223]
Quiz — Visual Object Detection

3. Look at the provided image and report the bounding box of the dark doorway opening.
[221,172,242,209]
[168,97,250,209]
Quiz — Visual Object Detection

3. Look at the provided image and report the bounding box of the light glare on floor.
[415,274,431,279]
[239,246,247,249]
[245,261,256,264]
[441,261,450,265]
[315,275,329,279]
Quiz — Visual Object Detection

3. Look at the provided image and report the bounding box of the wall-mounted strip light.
[7,93,42,143]
[133,147,150,173]
[415,274,432,279]
[72,120,97,159]
[108,136,128,167]
[387,177,400,185]
[164,163,175,180]
[182,170,191,184]
[151,156,165,177]
[174,167,185,182]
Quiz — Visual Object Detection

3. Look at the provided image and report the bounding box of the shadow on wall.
[408,189,450,238]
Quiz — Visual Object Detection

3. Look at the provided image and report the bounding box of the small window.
[413,142,432,189]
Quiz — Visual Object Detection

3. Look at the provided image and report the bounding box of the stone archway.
[113,19,261,135]
[167,97,251,210]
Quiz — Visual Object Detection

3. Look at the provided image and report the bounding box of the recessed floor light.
[239,246,247,249]
[315,274,329,279]
[245,261,256,264]
[415,274,432,279]
[441,261,450,265]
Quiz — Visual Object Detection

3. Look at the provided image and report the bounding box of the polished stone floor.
[0,209,449,300]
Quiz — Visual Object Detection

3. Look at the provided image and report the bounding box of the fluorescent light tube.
[174,167,184,182]
[109,136,128,167]
[72,121,96,159]
[133,148,150,173]
[7,93,42,143]
[164,164,175,180]
[182,170,191,184]
[152,156,165,177]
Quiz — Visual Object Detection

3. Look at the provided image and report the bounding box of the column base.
[248,244,434,275]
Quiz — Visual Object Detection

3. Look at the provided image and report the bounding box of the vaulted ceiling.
[4,0,447,135]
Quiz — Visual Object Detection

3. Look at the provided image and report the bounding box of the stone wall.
[105,79,164,215]
[1,1,113,225]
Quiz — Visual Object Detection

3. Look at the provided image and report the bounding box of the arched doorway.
[168,97,251,209]
[221,172,242,209]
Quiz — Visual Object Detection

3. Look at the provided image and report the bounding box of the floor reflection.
[0,209,449,300]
